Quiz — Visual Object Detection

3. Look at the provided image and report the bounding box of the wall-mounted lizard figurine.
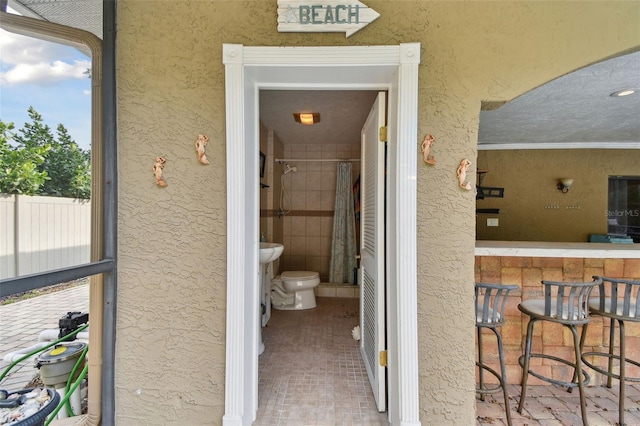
[153,157,168,187]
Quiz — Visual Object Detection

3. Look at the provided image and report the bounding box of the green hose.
[0,324,88,384]
[62,344,89,416]
[45,363,89,426]
[1,325,91,420]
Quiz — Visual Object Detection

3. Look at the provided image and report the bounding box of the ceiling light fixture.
[293,112,320,125]
[610,89,638,97]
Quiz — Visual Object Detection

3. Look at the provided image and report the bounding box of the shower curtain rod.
[275,158,361,163]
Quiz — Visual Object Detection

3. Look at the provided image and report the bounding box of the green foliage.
[0,121,49,194]
[0,107,91,199]
[39,123,91,198]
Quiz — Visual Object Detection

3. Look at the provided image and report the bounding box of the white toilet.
[271,271,320,310]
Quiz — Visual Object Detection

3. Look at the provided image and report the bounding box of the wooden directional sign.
[278,0,380,37]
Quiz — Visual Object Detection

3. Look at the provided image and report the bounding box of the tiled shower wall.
[279,143,361,281]
[260,126,284,246]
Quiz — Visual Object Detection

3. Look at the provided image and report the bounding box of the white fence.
[0,194,91,279]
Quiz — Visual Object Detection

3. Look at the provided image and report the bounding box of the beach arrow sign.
[277,0,380,37]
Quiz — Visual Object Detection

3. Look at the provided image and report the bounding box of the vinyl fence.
[0,194,91,280]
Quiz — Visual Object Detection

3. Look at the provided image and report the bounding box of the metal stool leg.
[494,328,513,425]
[569,324,589,426]
[572,322,588,390]
[619,319,626,426]
[568,322,589,395]
[476,325,513,426]
[517,317,536,414]
[477,326,485,402]
[607,317,616,389]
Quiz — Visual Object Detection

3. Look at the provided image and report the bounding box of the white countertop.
[475,240,640,258]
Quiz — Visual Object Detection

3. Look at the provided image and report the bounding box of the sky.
[0,13,92,150]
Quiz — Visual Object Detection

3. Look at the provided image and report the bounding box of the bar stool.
[517,278,602,426]
[475,282,519,426]
[581,276,640,426]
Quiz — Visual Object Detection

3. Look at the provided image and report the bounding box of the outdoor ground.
[0,278,88,306]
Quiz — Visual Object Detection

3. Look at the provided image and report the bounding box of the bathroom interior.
[255,89,389,422]
[258,90,379,310]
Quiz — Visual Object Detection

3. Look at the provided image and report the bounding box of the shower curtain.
[329,162,357,284]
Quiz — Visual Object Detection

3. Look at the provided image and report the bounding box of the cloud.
[1,59,91,85]
[0,28,91,86]
[0,20,93,149]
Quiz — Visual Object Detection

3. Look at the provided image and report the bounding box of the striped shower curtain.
[329,162,357,284]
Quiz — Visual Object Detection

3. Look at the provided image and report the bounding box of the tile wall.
[279,143,361,282]
[260,126,284,245]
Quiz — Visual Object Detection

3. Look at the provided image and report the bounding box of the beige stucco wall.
[116,1,639,424]
[476,150,640,241]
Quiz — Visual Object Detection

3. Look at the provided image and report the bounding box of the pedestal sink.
[258,242,284,355]
[259,242,284,264]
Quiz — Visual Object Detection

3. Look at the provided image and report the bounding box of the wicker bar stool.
[581,276,640,426]
[475,282,519,426]
[517,278,602,426]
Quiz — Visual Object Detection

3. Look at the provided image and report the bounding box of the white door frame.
[222,43,421,426]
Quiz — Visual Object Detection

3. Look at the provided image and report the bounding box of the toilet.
[271,271,320,310]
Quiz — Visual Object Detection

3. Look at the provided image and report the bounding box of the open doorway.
[222,43,421,426]
[255,89,388,422]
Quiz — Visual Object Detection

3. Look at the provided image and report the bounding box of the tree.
[0,121,49,195]
[0,107,91,198]
[40,123,91,198]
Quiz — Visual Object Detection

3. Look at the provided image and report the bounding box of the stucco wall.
[476,150,640,242]
[116,1,639,424]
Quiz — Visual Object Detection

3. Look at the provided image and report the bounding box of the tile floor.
[476,382,640,425]
[256,296,640,426]
[256,297,389,426]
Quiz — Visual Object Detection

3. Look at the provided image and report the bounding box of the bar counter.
[476,240,640,258]
[474,241,640,386]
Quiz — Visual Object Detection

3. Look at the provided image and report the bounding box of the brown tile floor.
[256,297,389,426]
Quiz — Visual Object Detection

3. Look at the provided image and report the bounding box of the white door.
[359,91,387,412]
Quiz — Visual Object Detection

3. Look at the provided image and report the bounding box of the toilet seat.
[281,271,319,281]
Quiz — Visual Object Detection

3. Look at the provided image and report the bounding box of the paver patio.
[0,283,89,390]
